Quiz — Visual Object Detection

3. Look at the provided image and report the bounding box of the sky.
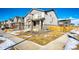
[0,8,79,22]
[54,8,79,20]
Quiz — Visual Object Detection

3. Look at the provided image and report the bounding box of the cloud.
[68,16,75,19]
[71,19,79,25]
[58,16,75,20]
[58,18,64,20]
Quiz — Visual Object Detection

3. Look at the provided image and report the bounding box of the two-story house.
[24,8,58,32]
[13,16,24,30]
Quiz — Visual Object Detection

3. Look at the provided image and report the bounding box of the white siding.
[49,11,58,25]
[44,11,58,25]
[24,14,31,29]
[14,17,18,23]
[7,20,12,27]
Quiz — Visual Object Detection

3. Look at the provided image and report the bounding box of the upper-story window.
[33,13,38,20]
[41,12,45,18]
[32,12,45,20]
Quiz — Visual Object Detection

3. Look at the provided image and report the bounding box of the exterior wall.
[14,17,18,23]
[43,11,58,29]
[24,14,32,30]
[44,11,58,25]
[7,20,12,28]
[13,17,18,30]
[13,17,24,30]
[16,17,24,30]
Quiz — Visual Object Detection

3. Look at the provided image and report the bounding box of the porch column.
[31,21,33,32]
[41,20,43,30]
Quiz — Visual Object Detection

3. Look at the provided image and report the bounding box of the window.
[41,12,45,18]
[33,13,38,20]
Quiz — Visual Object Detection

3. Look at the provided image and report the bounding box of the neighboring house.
[24,8,58,31]
[13,16,24,30]
[71,19,79,26]
[4,20,9,28]
[70,23,75,26]
[6,19,14,28]
[0,21,5,27]
[58,20,71,26]
[1,21,5,25]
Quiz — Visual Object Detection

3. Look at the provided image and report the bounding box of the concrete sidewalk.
[40,34,68,50]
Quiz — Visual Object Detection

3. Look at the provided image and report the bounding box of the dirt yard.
[15,31,65,45]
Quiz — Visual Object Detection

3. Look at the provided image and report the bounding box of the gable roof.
[33,8,55,12]
[24,8,57,18]
[58,19,71,22]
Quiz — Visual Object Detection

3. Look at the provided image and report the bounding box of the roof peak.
[32,8,55,12]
